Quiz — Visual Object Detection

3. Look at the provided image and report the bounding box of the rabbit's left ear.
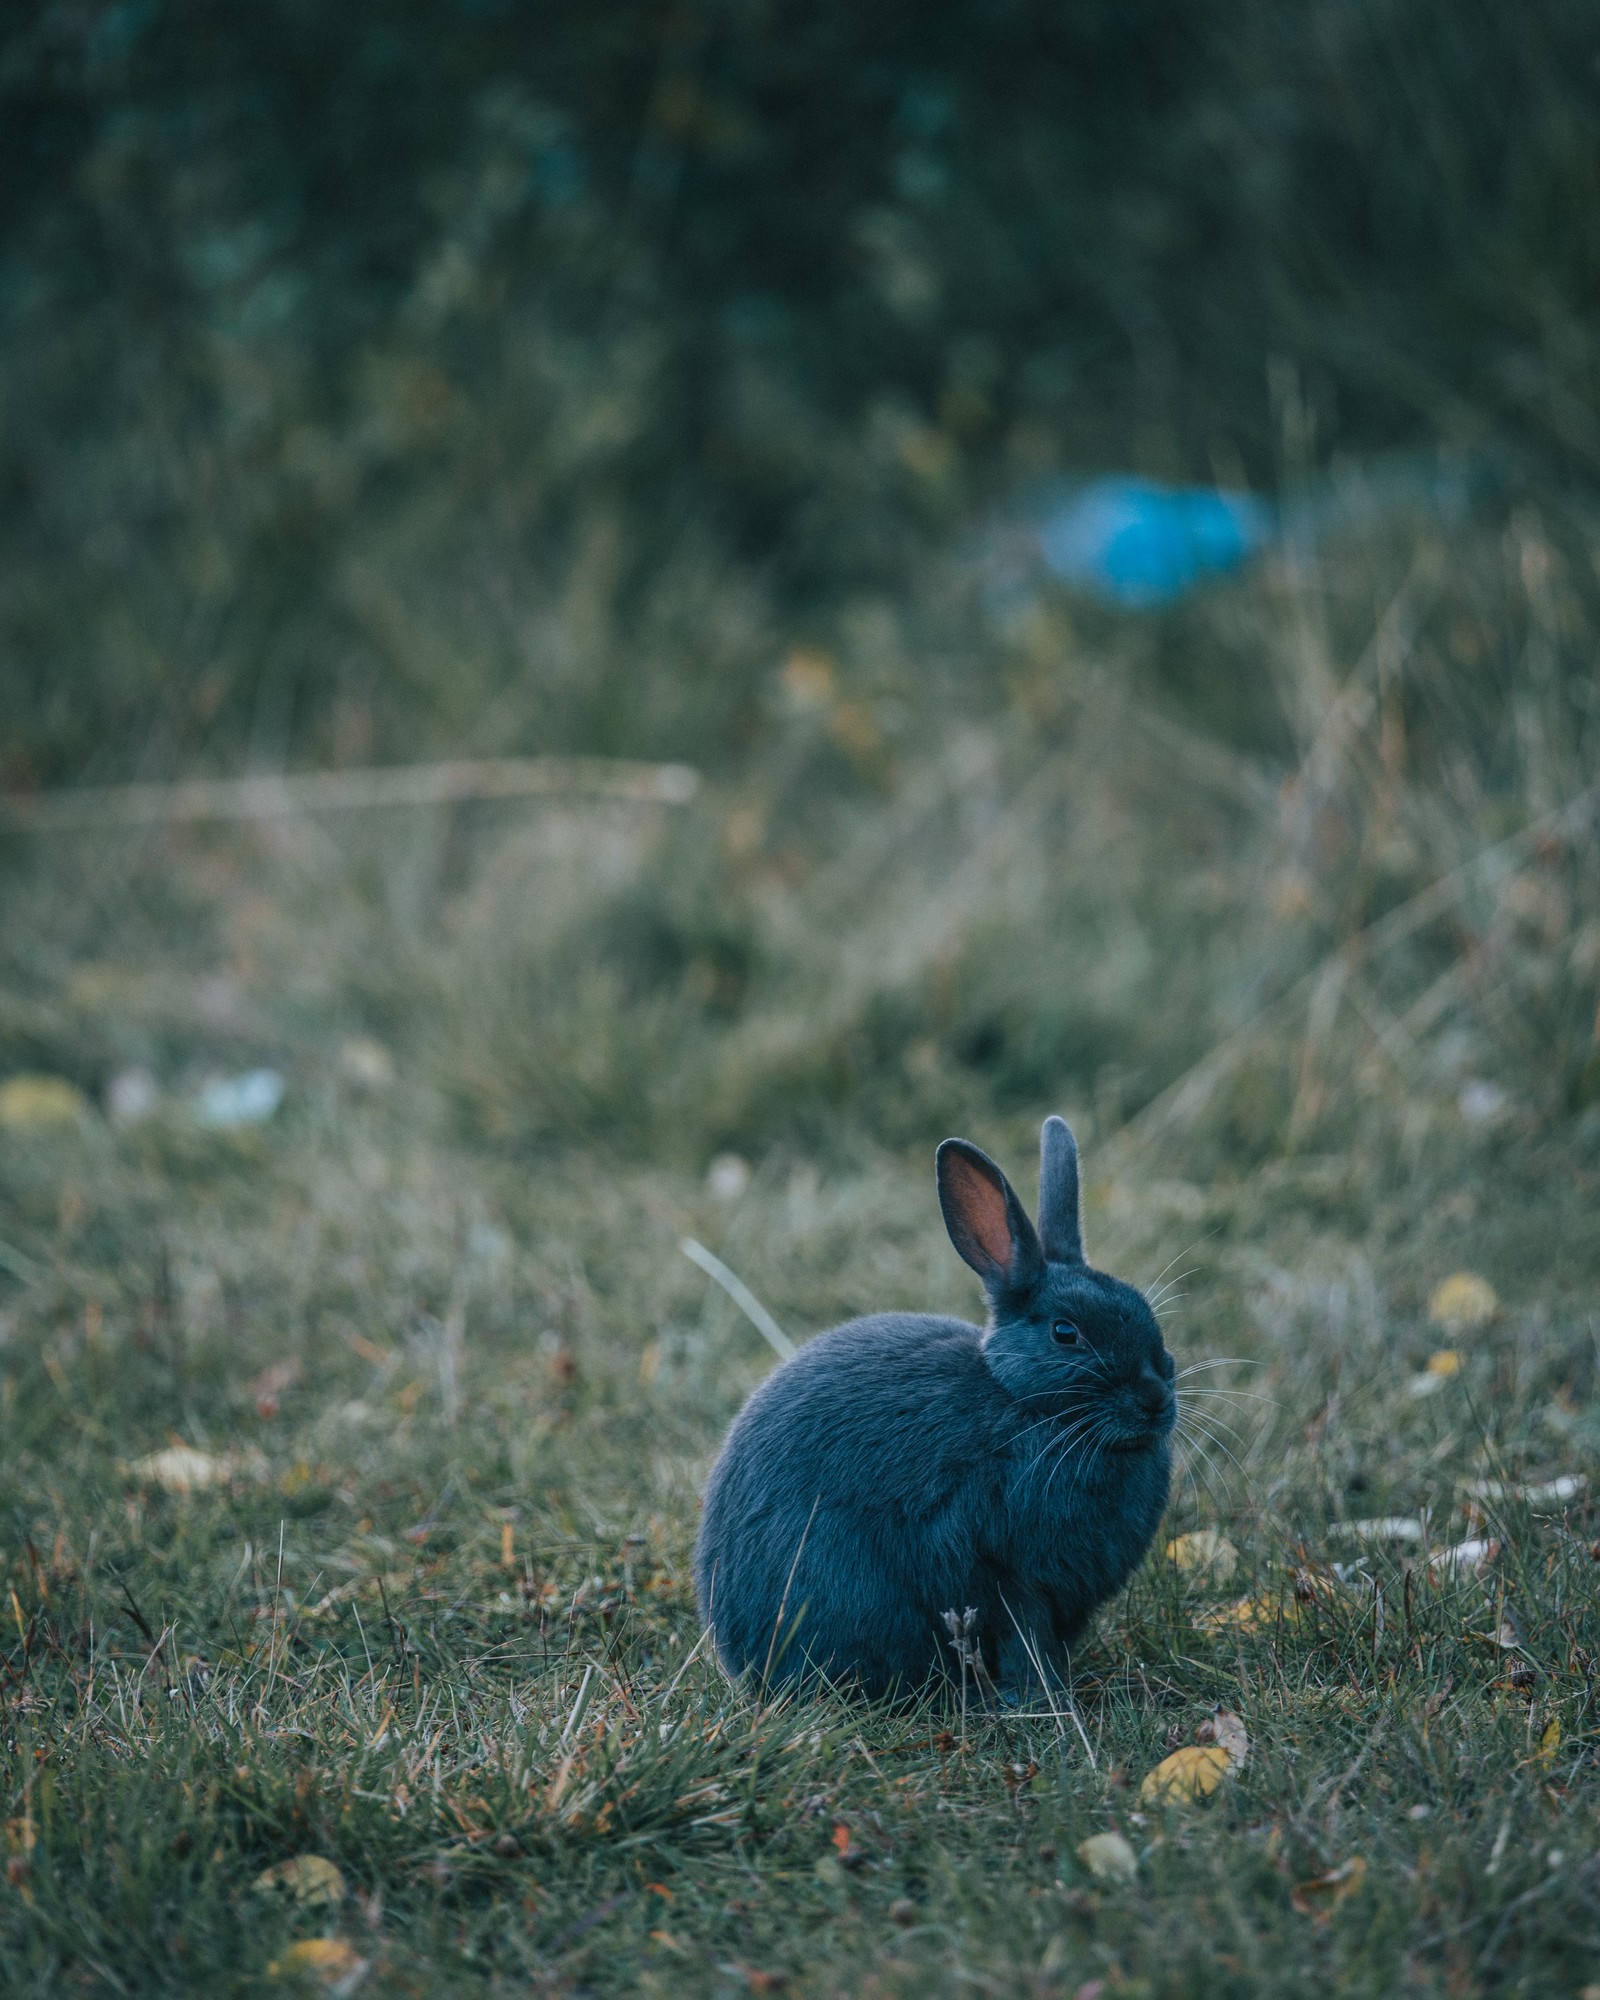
[1037,1115,1084,1263]
[936,1139,1045,1294]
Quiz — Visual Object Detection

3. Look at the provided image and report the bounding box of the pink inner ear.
[949,1156,1012,1270]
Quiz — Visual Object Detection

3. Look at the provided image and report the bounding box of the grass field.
[4,479,1600,1996]
[5,4,1600,1993]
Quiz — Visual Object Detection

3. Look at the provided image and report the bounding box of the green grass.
[3,485,1600,1995]
[5,6,1600,1989]
[1,1107,1598,1998]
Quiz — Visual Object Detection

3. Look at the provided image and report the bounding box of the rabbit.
[692,1117,1177,1700]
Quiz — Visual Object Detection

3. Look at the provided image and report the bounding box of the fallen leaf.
[0,1074,88,1129]
[1407,1349,1462,1398]
[1536,1717,1561,1770]
[780,646,836,711]
[1290,1854,1367,1918]
[706,1153,751,1201]
[1427,1273,1497,1331]
[338,1037,394,1090]
[1165,1529,1238,1582]
[1138,1744,1231,1806]
[125,1443,266,1495]
[1329,1515,1426,1545]
[1195,1591,1300,1634]
[1076,1831,1138,1883]
[129,1445,230,1495]
[1428,1537,1498,1581]
[1528,1477,1584,1507]
[1195,1709,1250,1767]
[252,1359,304,1420]
[1467,1473,1586,1508]
[253,1855,347,1908]
[267,1937,367,1989]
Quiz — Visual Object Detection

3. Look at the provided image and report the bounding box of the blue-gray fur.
[693,1117,1177,1699]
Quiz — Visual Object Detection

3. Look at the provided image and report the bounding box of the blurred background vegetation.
[5,0,1599,776]
[2,0,1598,1174]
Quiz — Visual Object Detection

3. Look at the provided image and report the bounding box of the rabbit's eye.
[1050,1320,1081,1347]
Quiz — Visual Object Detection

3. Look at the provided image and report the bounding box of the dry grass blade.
[1,757,700,831]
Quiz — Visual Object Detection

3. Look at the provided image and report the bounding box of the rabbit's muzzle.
[1102,1363,1177,1451]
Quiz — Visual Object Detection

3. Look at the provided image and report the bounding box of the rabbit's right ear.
[1037,1115,1084,1263]
[936,1139,1045,1294]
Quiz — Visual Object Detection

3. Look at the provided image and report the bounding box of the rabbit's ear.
[1037,1115,1084,1263]
[936,1139,1045,1293]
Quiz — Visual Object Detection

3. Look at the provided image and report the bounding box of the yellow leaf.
[1408,1347,1464,1398]
[1164,1529,1238,1583]
[1537,1717,1562,1770]
[267,1938,367,1987]
[1075,1831,1138,1883]
[1196,1591,1300,1634]
[1138,1744,1231,1806]
[0,1075,87,1129]
[1427,1273,1497,1331]
[253,1855,347,1908]
[779,647,837,711]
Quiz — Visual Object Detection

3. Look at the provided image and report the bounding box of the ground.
[4,482,1600,1993]
[3,5,1600,1993]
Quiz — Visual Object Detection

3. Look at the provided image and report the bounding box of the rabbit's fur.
[693,1118,1176,1698]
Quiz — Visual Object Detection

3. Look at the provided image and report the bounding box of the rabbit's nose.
[1136,1366,1174,1421]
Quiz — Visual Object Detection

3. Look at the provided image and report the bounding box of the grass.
[3,483,1600,1996]
[4,5,1600,1991]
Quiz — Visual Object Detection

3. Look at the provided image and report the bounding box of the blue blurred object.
[1035,477,1272,608]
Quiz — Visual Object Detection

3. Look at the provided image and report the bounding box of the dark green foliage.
[4,0,1600,780]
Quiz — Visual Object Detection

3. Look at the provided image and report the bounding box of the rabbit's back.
[694,1313,1008,1692]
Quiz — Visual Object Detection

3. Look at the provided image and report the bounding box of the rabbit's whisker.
[1025,1414,1104,1484]
[1070,1429,1116,1510]
[1175,1415,1250,1483]
[1173,1433,1230,1513]
[1047,1414,1114,1512]
[1144,1243,1194,1291]
[1173,1398,1244,1442]
[1174,1358,1263,1378]
[1146,1265,1200,1304]
[1142,1229,1221,1297]
[1172,1409,1234,1480]
[1010,1388,1117,1449]
[1175,1406,1243,1451]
